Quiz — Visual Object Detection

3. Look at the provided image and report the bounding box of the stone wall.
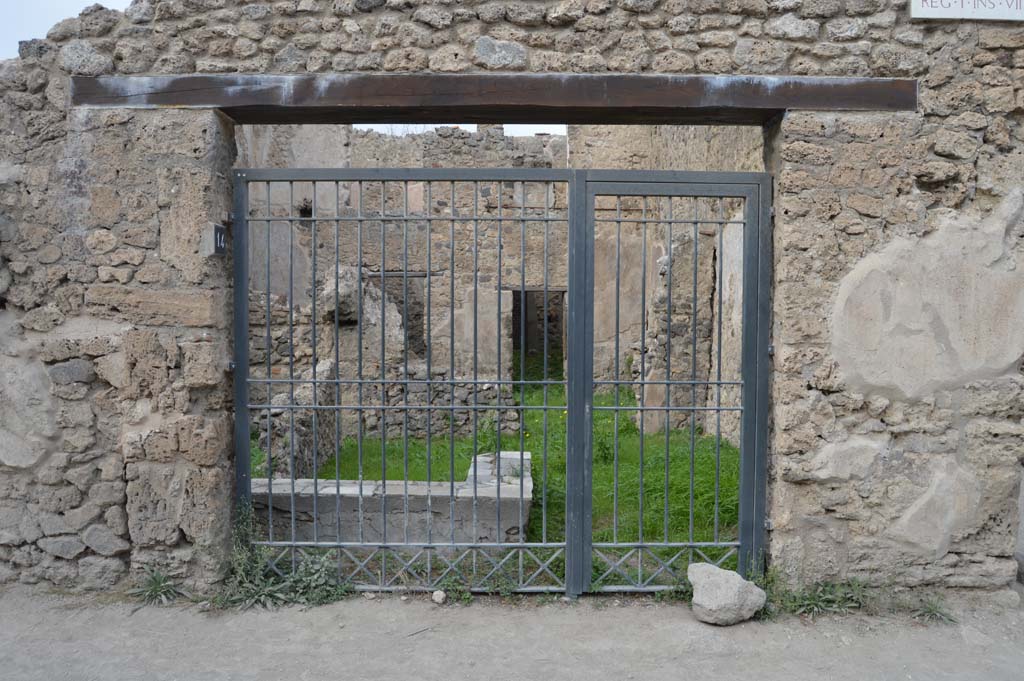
[770,111,1024,588]
[0,106,236,589]
[0,0,1022,595]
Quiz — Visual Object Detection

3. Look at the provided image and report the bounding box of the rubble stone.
[688,562,766,625]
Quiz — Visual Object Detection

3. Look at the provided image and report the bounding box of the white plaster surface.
[832,191,1024,400]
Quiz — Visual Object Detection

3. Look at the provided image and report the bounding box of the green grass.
[314,428,479,483]
[266,349,740,547]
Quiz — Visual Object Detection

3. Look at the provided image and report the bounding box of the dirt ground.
[1,585,1022,681]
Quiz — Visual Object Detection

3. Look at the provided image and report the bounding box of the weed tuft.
[211,505,352,610]
[128,567,189,607]
[780,580,868,617]
[437,575,473,605]
[749,569,868,620]
[287,553,353,607]
[911,595,957,624]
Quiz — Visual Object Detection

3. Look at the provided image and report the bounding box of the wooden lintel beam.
[71,73,918,125]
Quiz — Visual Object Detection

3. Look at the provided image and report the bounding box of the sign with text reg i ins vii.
[911,0,1024,20]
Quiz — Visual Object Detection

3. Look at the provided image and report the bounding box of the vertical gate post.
[566,170,594,597]
[738,181,771,577]
[749,176,773,576]
[232,172,251,507]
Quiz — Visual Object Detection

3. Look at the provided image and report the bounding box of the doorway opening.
[234,121,771,595]
[510,288,566,380]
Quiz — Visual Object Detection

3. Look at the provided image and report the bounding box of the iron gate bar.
[232,167,771,594]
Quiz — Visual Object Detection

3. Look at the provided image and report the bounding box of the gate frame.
[576,171,773,594]
[231,167,772,596]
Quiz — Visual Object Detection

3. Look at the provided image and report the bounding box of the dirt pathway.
[1,585,1021,681]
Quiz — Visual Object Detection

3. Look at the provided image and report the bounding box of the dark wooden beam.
[71,74,917,125]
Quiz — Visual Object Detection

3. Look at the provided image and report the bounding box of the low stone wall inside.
[252,451,533,544]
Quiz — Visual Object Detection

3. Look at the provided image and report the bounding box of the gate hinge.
[764,519,774,531]
[228,361,237,372]
[767,344,775,357]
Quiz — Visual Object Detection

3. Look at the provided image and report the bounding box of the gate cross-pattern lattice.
[232,168,770,596]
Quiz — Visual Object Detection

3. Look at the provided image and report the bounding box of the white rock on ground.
[431,590,447,605]
[687,563,766,626]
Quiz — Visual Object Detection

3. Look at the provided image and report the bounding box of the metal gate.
[232,168,770,596]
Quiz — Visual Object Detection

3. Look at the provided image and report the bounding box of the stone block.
[59,40,113,76]
[0,353,57,468]
[48,359,95,385]
[126,463,231,552]
[38,504,102,536]
[37,535,87,560]
[88,480,127,507]
[253,452,531,544]
[765,15,820,41]
[181,341,227,387]
[78,555,127,589]
[0,502,42,545]
[473,36,527,70]
[94,351,130,389]
[85,285,227,327]
[176,415,231,467]
[82,523,131,556]
[887,458,981,561]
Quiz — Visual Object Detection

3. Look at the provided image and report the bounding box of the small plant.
[437,574,473,605]
[486,571,519,599]
[128,567,188,606]
[213,526,291,611]
[250,437,268,477]
[911,595,956,624]
[593,428,614,465]
[287,553,353,607]
[475,416,499,454]
[781,580,868,618]
[746,563,789,619]
[213,505,349,610]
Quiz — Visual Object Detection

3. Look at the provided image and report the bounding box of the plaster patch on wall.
[0,312,57,468]
[887,457,982,561]
[792,435,888,484]
[832,190,1024,401]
